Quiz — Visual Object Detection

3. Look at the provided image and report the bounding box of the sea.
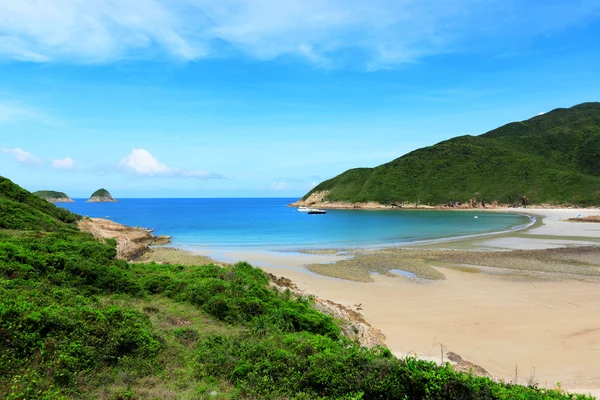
[58,198,532,251]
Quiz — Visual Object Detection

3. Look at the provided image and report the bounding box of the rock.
[77,217,171,260]
[209,391,217,396]
[512,195,530,207]
[87,188,118,203]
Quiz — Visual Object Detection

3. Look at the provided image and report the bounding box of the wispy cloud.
[52,156,75,169]
[0,1,597,68]
[1,147,42,164]
[271,182,290,191]
[119,148,224,179]
[0,101,57,125]
[0,103,37,123]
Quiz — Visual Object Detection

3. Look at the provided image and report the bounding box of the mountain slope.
[0,176,80,230]
[301,102,600,207]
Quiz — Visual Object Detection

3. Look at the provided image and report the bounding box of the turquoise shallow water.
[59,198,532,250]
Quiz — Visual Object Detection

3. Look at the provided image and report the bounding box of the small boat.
[308,209,327,214]
[298,206,327,214]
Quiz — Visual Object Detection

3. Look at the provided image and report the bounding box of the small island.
[33,190,74,203]
[87,188,118,203]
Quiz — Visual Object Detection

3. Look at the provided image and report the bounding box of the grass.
[86,295,242,399]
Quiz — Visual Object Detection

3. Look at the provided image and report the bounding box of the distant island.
[295,102,600,209]
[33,190,74,203]
[87,188,117,203]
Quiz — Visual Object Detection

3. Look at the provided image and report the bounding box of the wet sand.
[177,208,600,395]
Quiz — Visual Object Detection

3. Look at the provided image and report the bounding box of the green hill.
[87,188,117,202]
[33,190,73,202]
[303,102,600,206]
[0,177,80,230]
[0,177,593,399]
[90,188,110,198]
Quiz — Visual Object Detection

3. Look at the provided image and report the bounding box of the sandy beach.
[178,208,600,396]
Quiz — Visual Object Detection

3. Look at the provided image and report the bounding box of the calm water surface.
[59,198,531,250]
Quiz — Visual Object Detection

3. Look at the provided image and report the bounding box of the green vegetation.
[0,177,79,231]
[33,190,72,200]
[90,188,112,198]
[304,102,600,206]
[0,176,594,399]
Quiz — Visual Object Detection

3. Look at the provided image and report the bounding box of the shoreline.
[141,207,600,396]
[289,191,600,211]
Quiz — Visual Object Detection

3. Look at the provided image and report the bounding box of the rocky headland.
[291,190,591,211]
[78,217,171,260]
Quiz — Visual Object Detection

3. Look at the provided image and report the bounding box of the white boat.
[298,206,327,214]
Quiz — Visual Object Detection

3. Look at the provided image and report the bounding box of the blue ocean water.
[58,198,532,250]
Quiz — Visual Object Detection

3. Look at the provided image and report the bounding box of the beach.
[176,207,600,396]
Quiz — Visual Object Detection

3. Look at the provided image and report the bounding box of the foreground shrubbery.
[1,229,594,399]
[195,333,581,400]
[0,176,595,398]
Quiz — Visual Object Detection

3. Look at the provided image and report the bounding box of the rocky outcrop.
[266,272,386,348]
[291,191,583,210]
[87,188,117,203]
[78,217,171,260]
[291,191,436,210]
[446,352,490,377]
[44,197,74,203]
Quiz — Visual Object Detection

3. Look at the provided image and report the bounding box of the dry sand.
[186,208,600,396]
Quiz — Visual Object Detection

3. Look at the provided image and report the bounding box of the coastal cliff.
[33,190,74,203]
[299,102,600,208]
[87,188,117,203]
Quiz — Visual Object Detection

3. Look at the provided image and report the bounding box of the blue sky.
[1,0,600,198]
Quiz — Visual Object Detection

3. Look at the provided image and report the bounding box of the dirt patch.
[135,247,218,266]
[167,316,192,326]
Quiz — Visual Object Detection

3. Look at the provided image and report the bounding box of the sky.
[1,0,600,198]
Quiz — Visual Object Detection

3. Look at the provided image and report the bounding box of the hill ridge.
[298,102,600,208]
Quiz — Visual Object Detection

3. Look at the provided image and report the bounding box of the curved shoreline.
[169,210,534,253]
[142,207,600,396]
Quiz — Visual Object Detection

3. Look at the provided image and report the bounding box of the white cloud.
[52,156,75,169]
[120,148,172,176]
[119,148,224,179]
[0,1,597,68]
[271,182,289,191]
[1,147,42,164]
